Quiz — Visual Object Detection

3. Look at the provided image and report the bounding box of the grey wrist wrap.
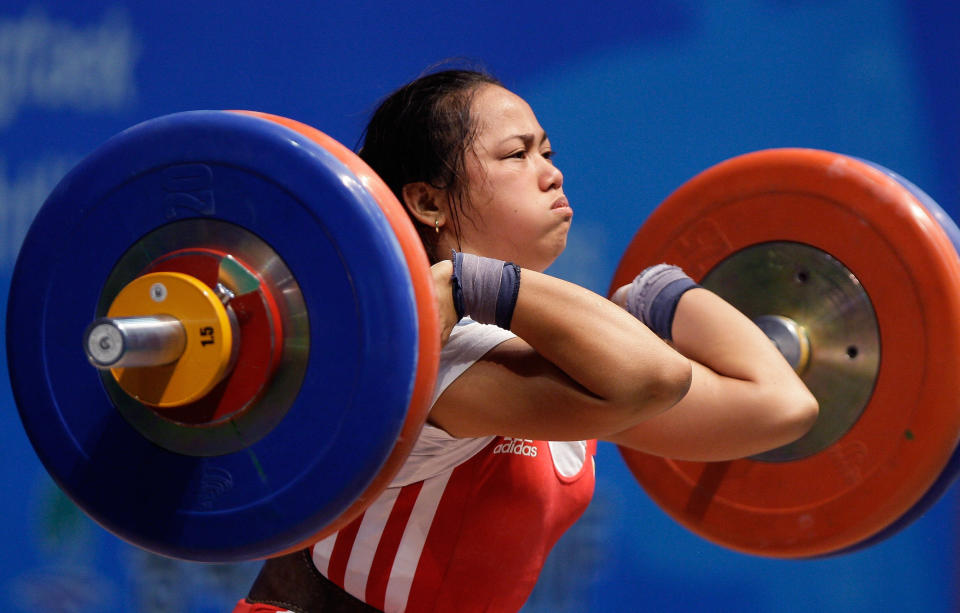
[624,264,699,340]
[450,251,521,329]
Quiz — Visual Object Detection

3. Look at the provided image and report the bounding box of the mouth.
[552,197,573,220]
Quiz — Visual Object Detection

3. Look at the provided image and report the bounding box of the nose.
[539,156,563,191]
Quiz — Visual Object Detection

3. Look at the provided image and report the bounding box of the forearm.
[427,260,692,440]
[670,288,795,382]
[608,287,819,461]
[508,269,691,415]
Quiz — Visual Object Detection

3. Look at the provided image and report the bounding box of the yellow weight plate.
[107,272,235,407]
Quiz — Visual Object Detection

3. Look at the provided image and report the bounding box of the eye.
[542,149,556,161]
[506,150,526,159]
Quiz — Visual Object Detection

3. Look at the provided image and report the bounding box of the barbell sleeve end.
[84,315,187,369]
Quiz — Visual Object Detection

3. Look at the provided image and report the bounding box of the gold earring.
[435,218,441,234]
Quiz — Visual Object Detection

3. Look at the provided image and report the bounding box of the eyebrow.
[500,132,550,147]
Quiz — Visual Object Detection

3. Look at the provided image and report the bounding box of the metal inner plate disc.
[701,242,880,462]
[96,218,308,456]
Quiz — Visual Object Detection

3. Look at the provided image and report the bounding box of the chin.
[528,249,565,273]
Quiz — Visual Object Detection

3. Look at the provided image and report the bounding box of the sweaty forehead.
[472,85,543,139]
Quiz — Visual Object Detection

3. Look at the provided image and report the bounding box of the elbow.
[767,385,820,448]
[792,388,820,440]
[596,350,691,435]
[664,356,694,409]
[626,354,692,421]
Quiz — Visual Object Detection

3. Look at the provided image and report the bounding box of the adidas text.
[493,438,538,457]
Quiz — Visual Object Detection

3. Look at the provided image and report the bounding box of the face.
[447,85,571,271]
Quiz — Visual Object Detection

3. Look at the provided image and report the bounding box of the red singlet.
[239,322,597,613]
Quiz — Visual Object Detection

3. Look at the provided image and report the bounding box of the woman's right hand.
[431,260,460,346]
[609,283,630,309]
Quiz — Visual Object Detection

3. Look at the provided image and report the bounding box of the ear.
[401,182,447,229]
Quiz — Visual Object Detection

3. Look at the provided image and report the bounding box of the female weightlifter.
[235,68,818,613]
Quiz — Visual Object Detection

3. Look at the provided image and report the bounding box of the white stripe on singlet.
[311,532,336,576]
[342,487,401,600]
[310,489,402,597]
[383,468,453,613]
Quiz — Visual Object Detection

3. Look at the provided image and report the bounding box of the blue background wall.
[2,1,958,611]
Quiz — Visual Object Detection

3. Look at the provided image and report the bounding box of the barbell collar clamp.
[754,314,811,374]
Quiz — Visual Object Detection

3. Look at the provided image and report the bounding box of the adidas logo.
[493,437,538,457]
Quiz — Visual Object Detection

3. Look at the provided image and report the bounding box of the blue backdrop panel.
[1,1,957,611]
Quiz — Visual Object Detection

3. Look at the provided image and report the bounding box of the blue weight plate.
[854,157,960,250]
[6,111,420,562]
[830,158,960,556]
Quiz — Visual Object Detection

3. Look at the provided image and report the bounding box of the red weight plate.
[143,248,284,425]
[230,111,441,553]
[610,149,960,558]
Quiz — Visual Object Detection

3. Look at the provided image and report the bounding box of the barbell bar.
[8,111,960,562]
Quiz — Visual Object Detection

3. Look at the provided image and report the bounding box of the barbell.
[7,111,960,563]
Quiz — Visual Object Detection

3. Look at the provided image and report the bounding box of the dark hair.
[358,68,502,262]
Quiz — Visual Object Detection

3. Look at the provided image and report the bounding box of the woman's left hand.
[431,260,460,346]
